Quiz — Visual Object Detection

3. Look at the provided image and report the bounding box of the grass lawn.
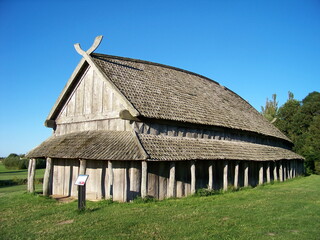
[0,175,319,240]
[0,162,45,181]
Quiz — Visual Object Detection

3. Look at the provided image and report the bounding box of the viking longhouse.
[26,36,304,202]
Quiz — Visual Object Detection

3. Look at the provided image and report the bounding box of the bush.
[2,154,28,169]
[2,154,46,170]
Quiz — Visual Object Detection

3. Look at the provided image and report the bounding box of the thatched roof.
[139,134,302,161]
[90,54,290,142]
[26,131,302,161]
[26,131,147,160]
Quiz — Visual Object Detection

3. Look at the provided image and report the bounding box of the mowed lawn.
[0,162,45,181]
[0,175,319,240]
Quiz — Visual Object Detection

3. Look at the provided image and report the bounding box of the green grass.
[0,162,45,181]
[1,175,319,240]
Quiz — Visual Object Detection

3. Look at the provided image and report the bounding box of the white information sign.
[75,175,89,186]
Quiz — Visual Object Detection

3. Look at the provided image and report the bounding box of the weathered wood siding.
[52,159,78,197]
[55,66,132,135]
[51,159,305,201]
[134,122,289,149]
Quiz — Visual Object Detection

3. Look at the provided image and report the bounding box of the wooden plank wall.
[52,159,78,197]
[54,66,132,135]
[51,159,304,201]
[134,122,289,149]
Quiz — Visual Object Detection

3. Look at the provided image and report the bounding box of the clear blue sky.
[0,0,319,157]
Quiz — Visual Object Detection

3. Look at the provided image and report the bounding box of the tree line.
[261,91,320,174]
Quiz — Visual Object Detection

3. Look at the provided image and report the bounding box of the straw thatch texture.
[26,131,147,160]
[26,130,302,161]
[138,134,302,161]
[91,54,290,142]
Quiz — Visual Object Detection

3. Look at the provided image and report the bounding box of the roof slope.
[26,131,147,160]
[139,134,302,161]
[26,131,302,161]
[91,54,290,142]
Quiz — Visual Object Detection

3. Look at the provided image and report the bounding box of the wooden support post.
[234,161,239,189]
[191,161,196,194]
[289,161,293,179]
[28,158,36,193]
[27,159,32,192]
[43,157,52,196]
[279,161,283,182]
[283,161,287,181]
[141,161,147,198]
[244,162,249,187]
[79,159,87,175]
[259,162,264,185]
[273,161,278,181]
[223,161,228,191]
[266,162,271,183]
[208,161,213,190]
[107,161,113,199]
[168,162,175,197]
[293,160,296,178]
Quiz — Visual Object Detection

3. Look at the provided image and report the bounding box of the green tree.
[273,91,320,174]
[274,91,300,140]
[261,94,278,123]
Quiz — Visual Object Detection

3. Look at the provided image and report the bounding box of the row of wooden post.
[139,159,304,197]
[28,158,304,199]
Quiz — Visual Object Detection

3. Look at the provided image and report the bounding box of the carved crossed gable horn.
[74,35,103,57]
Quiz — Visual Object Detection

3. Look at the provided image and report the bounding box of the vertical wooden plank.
[84,160,94,200]
[266,162,271,183]
[208,161,213,190]
[27,159,32,192]
[223,161,228,191]
[112,161,123,201]
[147,162,158,199]
[102,81,109,114]
[84,67,93,115]
[234,161,239,189]
[158,162,167,200]
[79,159,87,175]
[71,159,79,197]
[43,158,52,196]
[190,161,196,194]
[244,162,249,187]
[123,162,128,202]
[107,161,113,199]
[29,159,36,193]
[259,162,264,185]
[273,161,278,181]
[175,162,184,198]
[66,93,76,117]
[92,70,103,114]
[168,162,175,197]
[283,161,287,181]
[291,160,295,178]
[128,161,140,201]
[57,159,65,196]
[141,161,147,198]
[75,79,85,115]
[279,161,284,182]
[64,162,71,196]
[52,159,59,195]
[289,161,293,179]
[95,161,103,200]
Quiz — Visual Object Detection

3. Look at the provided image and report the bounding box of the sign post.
[75,175,89,210]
